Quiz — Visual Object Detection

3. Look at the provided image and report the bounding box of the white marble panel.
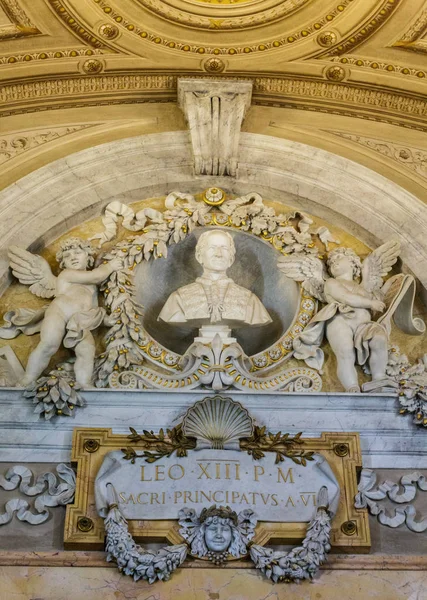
[94,449,339,521]
[0,389,425,468]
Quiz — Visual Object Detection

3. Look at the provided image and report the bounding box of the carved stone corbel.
[178,78,252,177]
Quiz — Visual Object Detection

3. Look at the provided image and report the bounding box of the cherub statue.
[0,238,122,387]
[278,241,404,393]
[178,505,257,564]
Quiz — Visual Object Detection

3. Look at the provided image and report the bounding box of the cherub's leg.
[74,332,96,388]
[326,319,359,392]
[368,328,389,381]
[22,309,66,385]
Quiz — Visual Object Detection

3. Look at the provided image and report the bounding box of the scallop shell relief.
[182,396,253,450]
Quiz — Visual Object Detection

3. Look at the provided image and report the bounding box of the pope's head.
[195,230,236,274]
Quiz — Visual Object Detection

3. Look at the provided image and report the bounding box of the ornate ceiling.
[0,0,426,203]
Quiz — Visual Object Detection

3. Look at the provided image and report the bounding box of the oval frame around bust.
[134,227,302,357]
[101,190,317,374]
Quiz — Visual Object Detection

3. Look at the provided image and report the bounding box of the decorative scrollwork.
[0,464,75,526]
[355,469,427,532]
[104,485,187,583]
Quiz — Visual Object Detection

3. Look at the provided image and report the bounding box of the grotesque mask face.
[198,231,233,273]
[204,518,233,553]
[62,247,89,270]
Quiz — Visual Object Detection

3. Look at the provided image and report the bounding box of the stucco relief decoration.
[278,241,425,394]
[0,464,75,526]
[355,468,427,532]
[0,188,424,426]
[96,396,335,584]
[91,188,331,393]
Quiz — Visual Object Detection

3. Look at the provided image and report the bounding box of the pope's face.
[198,232,233,273]
[62,247,89,270]
[204,521,232,553]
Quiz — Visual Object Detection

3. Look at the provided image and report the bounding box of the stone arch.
[0,131,426,292]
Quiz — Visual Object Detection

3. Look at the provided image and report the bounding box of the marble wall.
[0,565,426,600]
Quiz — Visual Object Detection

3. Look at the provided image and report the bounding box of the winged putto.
[278,240,424,393]
[0,238,122,387]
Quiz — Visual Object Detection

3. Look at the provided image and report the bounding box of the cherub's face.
[62,247,89,270]
[329,255,355,279]
[198,232,233,273]
[204,520,232,552]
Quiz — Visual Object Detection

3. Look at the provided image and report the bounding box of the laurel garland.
[121,424,314,465]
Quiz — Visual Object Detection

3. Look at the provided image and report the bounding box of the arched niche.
[0,131,426,295]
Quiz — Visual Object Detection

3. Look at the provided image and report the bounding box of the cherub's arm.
[60,258,122,285]
[324,279,381,310]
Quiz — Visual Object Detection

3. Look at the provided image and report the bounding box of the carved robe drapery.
[158,277,271,325]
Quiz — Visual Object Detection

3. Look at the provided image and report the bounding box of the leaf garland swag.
[93,190,335,387]
[24,362,84,420]
[121,424,314,466]
[387,345,427,427]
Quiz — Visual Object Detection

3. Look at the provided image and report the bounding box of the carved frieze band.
[48,0,116,51]
[93,0,353,49]
[133,0,309,30]
[326,131,427,182]
[316,0,400,57]
[1,75,427,132]
[0,125,98,166]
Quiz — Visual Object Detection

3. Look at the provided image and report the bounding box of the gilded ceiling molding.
[325,130,427,182]
[48,0,117,51]
[1,75,427,133]
[393,9,427,54]
[0,48,104,66]
[93,0,354,52]
[129,0,309,31]
[330,55,426,79]
[0,0,41,40]
[316,0,400,57]
[251,77,427,129]
[0,125,99,166]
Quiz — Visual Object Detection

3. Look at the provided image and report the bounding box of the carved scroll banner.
[64,396,370,553]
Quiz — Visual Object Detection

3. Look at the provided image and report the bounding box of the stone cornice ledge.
[0,390,426,468]
[0,552,425,570]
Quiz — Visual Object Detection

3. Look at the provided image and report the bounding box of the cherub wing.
[8,246,57,299]
[361,239,400,295]
[277,254,327,303]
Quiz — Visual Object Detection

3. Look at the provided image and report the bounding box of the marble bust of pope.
[158,230,272,327]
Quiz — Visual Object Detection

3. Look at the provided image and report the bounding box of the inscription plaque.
[95,450,340,522]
